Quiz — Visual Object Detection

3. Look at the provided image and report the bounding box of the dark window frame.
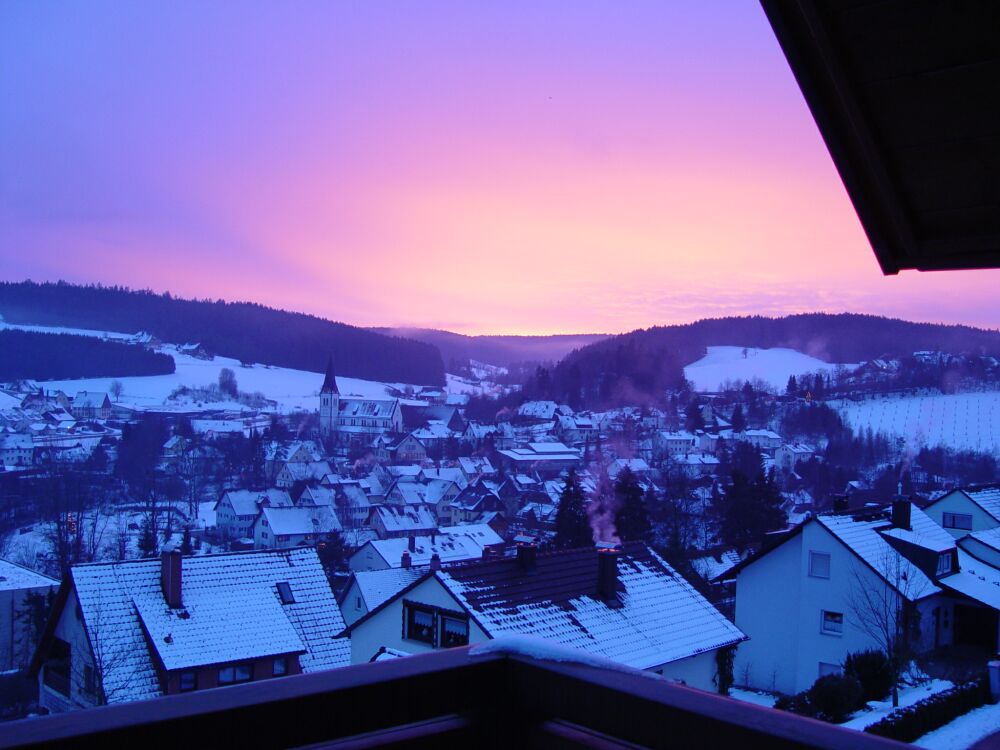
[179,671,197,692]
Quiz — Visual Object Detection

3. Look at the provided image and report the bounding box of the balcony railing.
[6,647,909,749]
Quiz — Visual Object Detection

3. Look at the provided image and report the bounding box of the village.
[0,344,998,747]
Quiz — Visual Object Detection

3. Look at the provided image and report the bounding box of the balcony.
[4,645,908,749]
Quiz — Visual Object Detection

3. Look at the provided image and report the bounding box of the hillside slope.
[0,281,445,385]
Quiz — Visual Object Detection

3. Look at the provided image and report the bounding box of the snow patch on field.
[835,392,1000,454]
[684,346,855,392]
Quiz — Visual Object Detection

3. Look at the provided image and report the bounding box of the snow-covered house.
[70,392,111,421]
[392,434,427,464]
[728,501,977,695]
[608,458,651,480]
[275,460,334,489]
[0,433,34,467]
[339,567,425,626]
[736,429,783,452]
[0,560,57,672]
[775,443,815,471]
[497,442,581,477]
[341,543,745,692]
[371,505,438,540]
[923,484,1000,537]
[252,505,342,549]
[348,525,502,573]
[657,431,698,457]
[516,401,560,422]
[32,548,349,712]
[214,489,293,542]
[458,456,496,481]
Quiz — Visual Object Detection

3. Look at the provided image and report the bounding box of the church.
[319,359,404,448]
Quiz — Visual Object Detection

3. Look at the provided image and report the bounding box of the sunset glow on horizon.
[3,1,999,336]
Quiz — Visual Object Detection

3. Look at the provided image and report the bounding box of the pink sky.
[2,2,998,335]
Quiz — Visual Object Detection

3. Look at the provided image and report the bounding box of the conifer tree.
[554,468,592,549]
[730,404,746,433]
[614,468,652,543]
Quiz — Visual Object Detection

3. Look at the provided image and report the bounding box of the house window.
[937,553,953,576]
[808,551,831,579]
[404,602,436,644]
[942,512,973,530]
[821,610,844,635]
[273,657,288,677]
[276,581,295,604]
[83,664,97,695]
[355,596,362,610]
[218,664,252,685]
[818,662,841,678]
[440,614,470,648]
[179,671,197,692]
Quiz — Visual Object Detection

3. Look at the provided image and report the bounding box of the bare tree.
[109,380,124,402]
[75,590,140,705]
[847,549,920,707]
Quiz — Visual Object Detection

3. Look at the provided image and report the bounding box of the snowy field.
[684,346,855,392]
[835,392,1000,455]
[3,322,460,413]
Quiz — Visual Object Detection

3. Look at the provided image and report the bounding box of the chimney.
[429,553,441,571]
[401,550,411,569]
[408,535,416,552]
[597,547,620,604]
[161,548,183,609]
[516,541,537,572]
[832,495,849,513]
[892,499,911,531]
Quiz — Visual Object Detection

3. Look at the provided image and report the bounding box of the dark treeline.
[521,340,688,409]
[0,281,445,385]
[0,330,175,381]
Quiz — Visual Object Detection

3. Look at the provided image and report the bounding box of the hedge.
[864,677,990,743]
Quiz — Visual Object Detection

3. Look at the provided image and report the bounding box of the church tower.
[319,357,339,438]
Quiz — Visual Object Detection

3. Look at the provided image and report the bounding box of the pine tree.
[730,404,746,433]
[786,375,798,395]
[554,469,592,548]
[614,468,652,543]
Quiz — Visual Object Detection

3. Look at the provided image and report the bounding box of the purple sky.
[2,2,998,334]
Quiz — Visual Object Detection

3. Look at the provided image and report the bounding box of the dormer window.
[936,553,953,576]
[276,581,295,604]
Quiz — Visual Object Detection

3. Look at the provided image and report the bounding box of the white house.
[923,484,1000,537]
[370,505,438,539]
[728,501,991,696]
[214,489,293,542]
[339,567,425,626]
[32,548,349,712]
[349,524,503,572]
[252,505,341,550]
[0,560,57,672]
[0,433,34,467]
[341,543,745,692]
[775,443,815,472]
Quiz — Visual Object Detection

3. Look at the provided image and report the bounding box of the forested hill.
[532,314,1000,408]
[0,281,445,386]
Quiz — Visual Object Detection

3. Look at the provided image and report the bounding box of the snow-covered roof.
[0,559,58,592]
[373,505,438,534]
[364,534,484,568]
[691,550,743,582]
[960,485,1000,521]
[69,548,349,704]
[72,391,110,409]
[218,488,293,516]
[517,401,559,419]
[259,505,341,536]
[436,544,745,670]
[351,568,425,611]
[608,458,651,478]
[939,550,1000,611]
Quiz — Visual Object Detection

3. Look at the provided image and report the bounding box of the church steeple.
[321,357,339,394]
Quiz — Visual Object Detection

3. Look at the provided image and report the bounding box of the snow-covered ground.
[3,322,477,414]
[835,392,1000,455]
[683,346,856,392]
[729,688,776,708]
[915,702,1000,749]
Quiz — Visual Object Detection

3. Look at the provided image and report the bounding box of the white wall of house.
[340,579,369,626]
[349,544,391,572]
[735,522,901,695]
[652,650,719,691]
[39,589,99,713]
[349,577,489,664]
[924,492,999,538]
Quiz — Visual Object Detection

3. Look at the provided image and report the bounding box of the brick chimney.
[892,499,911,531]
[429,552,441,571]
[161,548,183,609]
[832,495,849,513]
[408,535,416,552]
[516,541,537,572]
[401,550,412,569]
[597,547,621,605]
